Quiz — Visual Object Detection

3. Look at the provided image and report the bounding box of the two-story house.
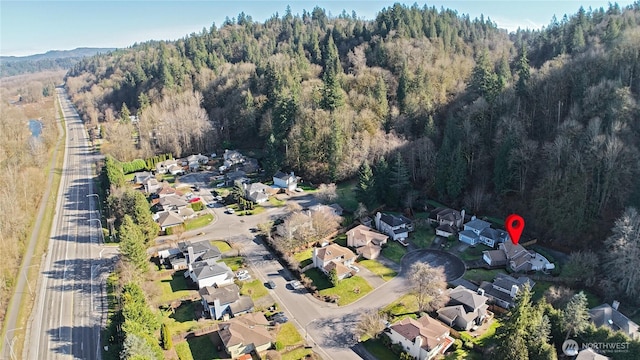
[243,182,273,203]
[478,273,534,309]
[589,301,639,340]
[458,217,508,248]
[483,241,553,272]
[218,313,274,359]
[200,284,254,320]
[387,315,454,360]
[374,212,414,243]
[312,243,357,280]
[429,208,465,238]
[346,225,389,260]
[436,286,489,331]
[273,171,298,191]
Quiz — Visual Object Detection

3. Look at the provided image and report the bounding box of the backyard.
[381,241,407,263]
[175,334,222,360]
[462,268,503,285]
[335,180,358,212]
[304,268,373,305]
[293,248,313,268]
[358,259,397,281]
[162,300,200,335]
[157,270,196,304]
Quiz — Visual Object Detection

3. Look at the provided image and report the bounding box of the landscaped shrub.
[189,202,204,211]
[274,341,285,351]
[161,323,173,350]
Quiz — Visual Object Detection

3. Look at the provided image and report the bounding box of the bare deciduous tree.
[315,183,338,203]
[604,207,640,298]
[354,310,387,340]
[408,262,449,312]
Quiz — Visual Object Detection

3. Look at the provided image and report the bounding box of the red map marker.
[505,214,525,245]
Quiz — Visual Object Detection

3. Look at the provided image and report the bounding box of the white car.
[226,208,235,214]
[349,265,360,273]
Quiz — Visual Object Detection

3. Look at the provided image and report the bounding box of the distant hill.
[0,47,116,77]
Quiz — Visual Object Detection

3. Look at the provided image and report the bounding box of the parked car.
[349,265,360,273]
[271,313,288,324]
[226,208,235,214]
[188,197,201,203]
[289,280,303,291]
[266,280,276,289]
[237,274,251,281]
[206,203,215,208]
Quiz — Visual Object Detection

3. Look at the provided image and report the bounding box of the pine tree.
[562,291,590,341]
[389,152,410,207]
[373,157,390,206]
[515,45,530,98]
[355,162,376,208]
[119,215,148,272]
[120,103,131,123]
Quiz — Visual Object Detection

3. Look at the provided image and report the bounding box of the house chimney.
[477,288,485,296]
[415,335,423,350]
[612,300,620,310]
[375,212,381,230]
[188,246,195,265]
[510,284,519,299]
[460,209,466,227]
[471,215,477,221]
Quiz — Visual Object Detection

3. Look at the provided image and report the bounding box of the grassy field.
[381,241,407,263]
[163,301,199,335]
[282,348,315,360]
[336,180,358,212]
[531,281,554,302]
[240,279,269,300]
[158,271,196,304]
[184,335,221,360]
[304,268,373,306]
[411,225,436,248]
[211,240,231,253]
[276,322,304,347]
[463,269,502,284]
[361,338,397,360]
[293,248,313,267]
[184,214,214,230]
[220,256,244,271]
[382,293,419,321]
[358,259,397,281]
[269,197,286,207]
[444,348,483,360]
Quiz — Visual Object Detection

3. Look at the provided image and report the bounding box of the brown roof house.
[589,301,639,340]
[387,315,454,360]
[312,243,357,280]
[437,285,489,331]
[218,312,274,359]
[346,225,388,260]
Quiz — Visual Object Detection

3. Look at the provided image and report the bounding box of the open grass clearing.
[304,268,373,306]
[531,281,554,303]
[276,322,304,347]
[220,256,244,271]
[240,279,269,300]
[381,241,407,263]
[211,240,231,253]
[382,293,419,322]
[411,225,436,248]
[361,338,397,360]
[163,300,199,335]
[358,259,397,281]
[458,244,491,261]
[184,214,214,230]
[184,334,221,360]
[293,248,313,268]
[158,270,196,304]
[336,180,358,212]
[462,269,502,284]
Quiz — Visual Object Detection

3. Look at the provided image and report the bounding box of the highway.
[23,88,114,360]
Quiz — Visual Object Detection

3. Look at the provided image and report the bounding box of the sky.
[1,0,638,57]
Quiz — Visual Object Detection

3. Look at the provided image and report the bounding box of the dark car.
[271,313,288,324]
[263,254,274,260]
[266,280,276,289]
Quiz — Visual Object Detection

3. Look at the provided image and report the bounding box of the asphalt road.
[23,88,116,360]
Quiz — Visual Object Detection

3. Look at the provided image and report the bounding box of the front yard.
[211,240,231,253]
[276,322,304,347]
[293,248,314,268]
[381,241,407,263]
[382,294,419,322]
[358,259,397,281]
[220,256,244,271]
[184,214,214,230]
[361,338,397,360]
[239,279,269,300]
[304,268,373,306]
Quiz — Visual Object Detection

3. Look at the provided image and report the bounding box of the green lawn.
[361,338,397,360]
[445,349,483,360]
[211,240,231,253]
[462,269,502,284]
[220,256,245,271]
[304,268,373,306]
[426,199,448,208]
[381,241,407,263]
[382,294,419,321]
[531,281,554,303]
[461,318,502,348]
[336,180,358,212]
[276,322,304,347]
[358,259,397,281]
[184,214,214,230]
[293,248,313,268]
[186,335,222,360]
[175,342,194,360]
[282,348,314,360]
[269,197,286,207]
[162,174,176,184]
[240,279,269,300]
[333,234,347,247]
[158,271,196,304]
[124,173,136,182]
[458,244,491,261]
[164,301,199,335]
[236,206,266,216]
[411,225,435,248]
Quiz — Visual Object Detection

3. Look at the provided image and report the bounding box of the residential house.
[225,170,248,186]
[312,243,357,280]
[589,301,639,340]
[168,163,185,176]
[576,348,611,360]
[133,171,152,184]
[161,240,222,269]
[374,212,414,243]
[483,241,552,272]
[200,284,254,320]
[155,211,184,232]
[309,204,343,217]
[156,185,178,198]
[429,208,465,238]
[188,260,235,289]
[478,273,534,309]
[387,315,454,360]
[346,225,388,260]
[273,171,298,191]
[186,154,209,171]
[158,195,188,212]
[156,159,178,174]
[143,178,161,194]
[218,312,274,359]
[244,182,272,203]
[437,286,489,331]
[178,207,196,219]
[458,218,508,248]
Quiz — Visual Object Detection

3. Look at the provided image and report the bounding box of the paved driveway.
[401,249,466,281]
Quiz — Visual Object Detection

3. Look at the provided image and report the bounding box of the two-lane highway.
[24,88,108,360]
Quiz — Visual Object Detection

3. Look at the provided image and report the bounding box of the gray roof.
[191,261,234,281]
[437,305,476,326]
[273,171,289,180]
[229,296,255,315]
[493,273,534,293]
[464,218,491,232]
[480,227,507,242]
[200,284,240,305]
[436,208,462,222]
[448,285,488,312]
[157,211,184,227]
[134,171,152,184]
[589,303,640,339]
[179,240,217,255]
[380,213,412,227]
[159,195,188,208]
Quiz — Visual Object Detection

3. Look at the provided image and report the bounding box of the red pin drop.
[505,214,524,245]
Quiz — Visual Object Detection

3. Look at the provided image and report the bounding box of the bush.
[161,323,173,350]
[190,202,204,211]
[274,341,285,351]
[391,343,404,354]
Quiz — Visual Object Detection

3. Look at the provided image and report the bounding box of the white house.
[188,260,235,289]
[273,171,298,191]
[312,243,357,280]
[387,315,454,360]
[155,211,184,231]
[244,182,272,203]
[374,212,414,243]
